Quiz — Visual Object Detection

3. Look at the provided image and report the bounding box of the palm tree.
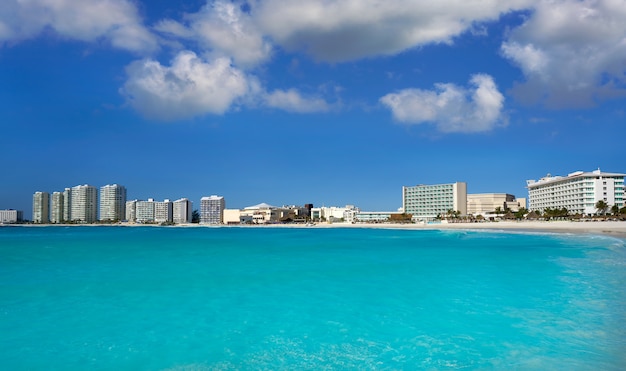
[611,204,620,216]
[595,200,609,215]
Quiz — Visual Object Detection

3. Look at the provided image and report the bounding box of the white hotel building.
[173,198,193,224]
[71,184,98,223]
[200,195,225,224]
[99,184,127,222]
[402,182,467,221]
[527,169,625,215]
[32,191,50,223]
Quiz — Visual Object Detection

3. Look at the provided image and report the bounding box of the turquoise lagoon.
[1,226,625,370]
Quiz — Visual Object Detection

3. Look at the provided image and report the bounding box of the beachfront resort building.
[62,188,72,222]
[32,191,50,223]
[173,198,193,224]
[125,200,137,222]
[136,199,155,223]
[70,185,98,223]
[50,191,64,223]
[99,184,127,222]
[311,205,361,223]
[467,193,526,216]
[200,196,225,224]
[154,199,173,223]
[527,169,625,215]
[402,182,467,221]
[0,209,23,224]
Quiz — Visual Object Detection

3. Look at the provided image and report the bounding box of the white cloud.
[120,51,251,120]
[0,0,157,53]
[250,0,533,62]
[264,89,330,113]
[501,0,626,107]
[380,74,506,133]
[155,0,271,68]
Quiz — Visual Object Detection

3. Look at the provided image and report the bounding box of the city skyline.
[2,1,626,218]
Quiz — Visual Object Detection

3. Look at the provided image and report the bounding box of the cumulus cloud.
[264,89,330,113]
[0,0,157,53]
[155,0,271,68]
[250,0,533,62]
[120,51,251,120]
[501,0,626,107]
[380,74,506,133]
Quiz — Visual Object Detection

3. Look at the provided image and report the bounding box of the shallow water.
[1,226,625,370]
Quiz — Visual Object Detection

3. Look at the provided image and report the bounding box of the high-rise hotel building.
[50,191,64,223]
[62,187,72,222]
[32,191,50,223]
[173,198,193,224]
[527,169,625,215]
[200,195,225,224]
[99,184,127,221]
[402,182,467,221]
[71,184,98,223]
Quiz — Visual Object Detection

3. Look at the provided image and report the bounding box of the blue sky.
[2,0,625,218]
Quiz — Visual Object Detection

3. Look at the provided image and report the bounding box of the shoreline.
[4,220,626,239]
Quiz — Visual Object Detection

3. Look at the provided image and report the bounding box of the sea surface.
[1,226,625,370]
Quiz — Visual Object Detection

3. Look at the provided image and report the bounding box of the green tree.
[514,207,528,220]
[595,200,609,215]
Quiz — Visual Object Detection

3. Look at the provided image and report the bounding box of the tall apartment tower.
[402,182,467,221]
[32,191,50,223]
[99,184,127,221]
[200,195,225,224]
[71,184,98,223]
[50,191,64,223]
[173,198,193,224]
[62,187,72,222]
[125,200,138,222]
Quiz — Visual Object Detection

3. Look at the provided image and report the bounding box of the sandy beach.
[5,220,626,239]
[262,220,626,239]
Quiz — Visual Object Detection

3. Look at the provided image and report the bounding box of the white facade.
[136,199,155,223]
[125,200,138,222]
[71,185,98,223]
[99,184,127,221]
[154,199,173,223]
[310,205,360,223]
[32,191,50,223]
[402,182,467,220]
[0,209,23,223]
[527,169,625,215]
[50,191,64,223]
[467,193,526,216]
[62,188,72,222]
[173,198,193,224]
[200,195,225,224]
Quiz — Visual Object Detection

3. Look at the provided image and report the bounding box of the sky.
[1,0,626,219]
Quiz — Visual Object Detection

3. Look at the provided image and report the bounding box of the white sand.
[296,220,626,238]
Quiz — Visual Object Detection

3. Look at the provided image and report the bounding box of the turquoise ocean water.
[1,226,625,370]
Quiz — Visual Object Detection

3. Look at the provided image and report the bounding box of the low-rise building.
[0,209,23,224]
[467,193,526,216]
[310,205,360,223]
